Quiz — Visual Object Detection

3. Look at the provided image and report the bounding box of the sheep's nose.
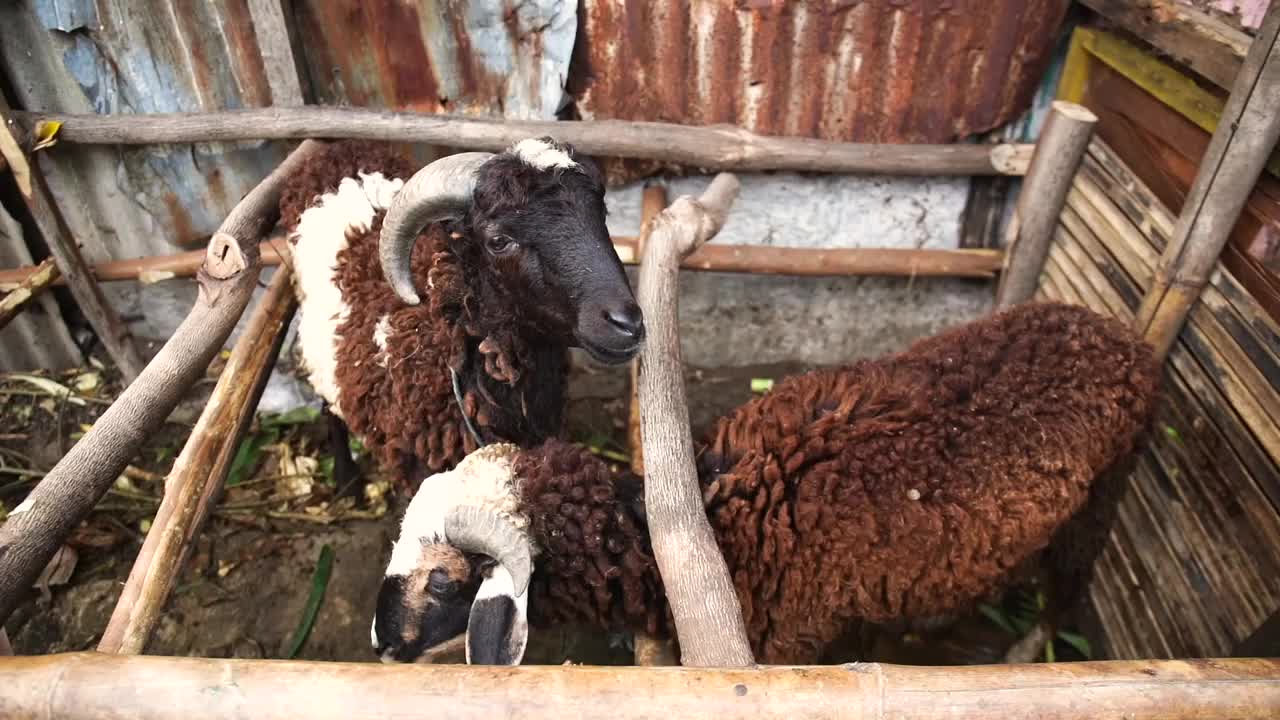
[604,302,645,341]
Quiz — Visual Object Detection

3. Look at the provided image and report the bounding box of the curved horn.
[443,506,532,597]
[379,152,495,305]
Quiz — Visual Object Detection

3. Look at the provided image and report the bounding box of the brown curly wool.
[514,302,1160,664]
[282,140,568,489]
[514,439,671,637]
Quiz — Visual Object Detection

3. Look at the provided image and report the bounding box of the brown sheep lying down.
[371,302,1161,665]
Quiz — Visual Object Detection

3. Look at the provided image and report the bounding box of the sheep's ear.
[465,564,529,665]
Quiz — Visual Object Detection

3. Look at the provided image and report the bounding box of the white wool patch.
[291,173,405,418]
[373,315,392,368]
[384,444,531,578]
[511,138,578,171]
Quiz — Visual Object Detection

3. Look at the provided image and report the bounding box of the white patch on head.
[291,173,405,418]
[511,138,578,171]
[383,444,533,579]
[477,564,526,604]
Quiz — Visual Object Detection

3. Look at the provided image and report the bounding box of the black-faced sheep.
[370,301,1161,665]
[279,138,643,492]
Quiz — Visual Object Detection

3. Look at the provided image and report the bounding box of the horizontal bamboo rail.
[0,654,1277,719]
[0,241,1003,290]
[8,108,1034,176]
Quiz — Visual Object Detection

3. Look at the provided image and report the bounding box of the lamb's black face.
[467,138,644,365]
[372,543,482,663]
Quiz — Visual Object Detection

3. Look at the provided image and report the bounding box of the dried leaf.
[7,373,86,405]
[71,371,101,394]
[33,544,78,601]
[32,120,62,152]
[217,560,238,578]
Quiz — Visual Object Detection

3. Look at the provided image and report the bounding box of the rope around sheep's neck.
[450,365,487,449]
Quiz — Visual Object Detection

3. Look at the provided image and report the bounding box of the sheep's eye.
[486,235,517,255]
[427,568,456,597]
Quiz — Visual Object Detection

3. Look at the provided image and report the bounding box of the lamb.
[370,301,1161,665]
[279,138,644,493]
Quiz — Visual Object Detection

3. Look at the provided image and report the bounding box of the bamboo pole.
[0,257,59,331]
[635,174,754,667]
[0,139,325,629]
[996,101,1099,306]
[2,654,1280,720]
[97,262,298,654]
[8,108,1034,176]
[1135,5,1280,360]
[0,243,1003,290]
[0,240,288,291]
[628,184,680,669]
[0,103,146,381]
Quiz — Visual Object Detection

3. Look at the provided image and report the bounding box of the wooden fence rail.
[0,654,1277,720]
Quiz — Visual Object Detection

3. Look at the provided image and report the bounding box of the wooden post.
[628,183,680,668]
[9,108,1035,177]
[1134,5,1280,361]
[0,140,325,629]
[635,174,754,667]
[0,257,59,331]
[2,653,1280,720]
[246,0,305,107]
[995,101,1099,306]
[0,108,146,381]
[97,262,298,654]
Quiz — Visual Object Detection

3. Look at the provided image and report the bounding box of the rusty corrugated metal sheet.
[0,0,292,343]
[572,0,1070,144]
[291,0,576,119]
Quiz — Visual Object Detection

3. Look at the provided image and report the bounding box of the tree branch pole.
[1134,4,1280,361]
[0,108,146,381]
[995,101,1098,307]
[2,654,1279,720]
[0,139,324,629]
[10,108,1033,176]
[636,173,755,667]
[0,257,59,331]
[628,184,681,668]
[98,262,298,654]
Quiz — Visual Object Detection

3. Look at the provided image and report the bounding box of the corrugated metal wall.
[0,0,1066,368]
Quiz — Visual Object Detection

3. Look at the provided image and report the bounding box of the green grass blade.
[285,544,334,659]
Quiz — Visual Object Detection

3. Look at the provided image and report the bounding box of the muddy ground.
[0,353,1076,666]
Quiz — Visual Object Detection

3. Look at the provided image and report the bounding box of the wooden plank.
[1077,0,1250,90]
[246,0,305,106]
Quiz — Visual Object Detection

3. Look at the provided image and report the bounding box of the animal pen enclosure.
[1,1,1280,718]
